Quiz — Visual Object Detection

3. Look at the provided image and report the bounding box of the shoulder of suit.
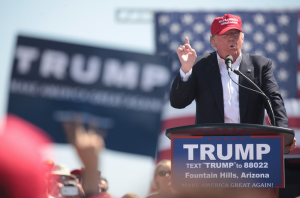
[193,51,216,69]
[242,52,271,66]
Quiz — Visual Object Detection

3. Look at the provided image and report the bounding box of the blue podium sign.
[172,136,284,188]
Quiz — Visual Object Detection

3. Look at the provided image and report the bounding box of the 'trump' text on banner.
[172,136,284,188]
[8,35,171,157]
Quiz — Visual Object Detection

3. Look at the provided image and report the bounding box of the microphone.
[225,55,233,73]
[225,55,276,126]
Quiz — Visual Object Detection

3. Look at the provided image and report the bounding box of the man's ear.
[241,34,244,44]
[211,37,217,48]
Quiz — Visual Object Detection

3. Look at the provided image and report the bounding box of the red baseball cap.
[211,14,243,35]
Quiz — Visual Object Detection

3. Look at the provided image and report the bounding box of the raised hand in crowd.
[64,117,105,197]
[177,37,197,73]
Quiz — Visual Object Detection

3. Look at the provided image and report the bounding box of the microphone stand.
[227,68,276,126]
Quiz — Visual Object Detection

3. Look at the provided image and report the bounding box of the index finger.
[185,37,190,44]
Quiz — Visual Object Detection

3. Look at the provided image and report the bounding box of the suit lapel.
[239,52,253,121]
[205,52,224,121]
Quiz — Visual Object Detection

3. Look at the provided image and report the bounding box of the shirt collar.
[217,52,242,67]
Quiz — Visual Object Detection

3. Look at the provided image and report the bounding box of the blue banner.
[8,35,171,157]
[172,136,284,188]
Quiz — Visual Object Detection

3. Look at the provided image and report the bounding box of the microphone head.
[225,55,233,63]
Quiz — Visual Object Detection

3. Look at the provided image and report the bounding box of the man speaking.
[170,14,296,150]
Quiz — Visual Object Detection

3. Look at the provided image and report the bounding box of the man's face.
[212,29,244,60]
[99,179,108,193]
[49,175,78,198]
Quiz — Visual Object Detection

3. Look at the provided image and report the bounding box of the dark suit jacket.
[170,51,288,128]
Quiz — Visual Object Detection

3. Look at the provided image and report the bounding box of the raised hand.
[177,37,197,73]
[64,117,105,168]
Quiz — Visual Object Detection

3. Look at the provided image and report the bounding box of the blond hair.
[151,160,171,190]
[210,32,244,50]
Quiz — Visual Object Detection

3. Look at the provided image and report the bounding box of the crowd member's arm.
[64,119,105,197]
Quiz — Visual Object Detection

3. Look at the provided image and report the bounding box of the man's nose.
[228,33,234,39]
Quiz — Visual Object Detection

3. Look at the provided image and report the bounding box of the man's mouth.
[229,44,235,48]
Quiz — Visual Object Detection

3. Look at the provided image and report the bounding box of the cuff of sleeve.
[180,68,192,82]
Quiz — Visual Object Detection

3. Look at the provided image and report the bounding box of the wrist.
[181,67,191,74]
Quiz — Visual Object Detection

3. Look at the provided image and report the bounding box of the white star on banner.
[182,14,194,25]
[277,33,289,44]
[242,22,253,33]
[279,89,288,98]
[170,23,181,34]
[193,23,205,34]
[253,14,265,25]
[181,31,193,42]
[159,32,169,43]
[265,41,276,53]
[159,15,170,25]
[242,41,252,52]
[277,50,289,62]
[169,41,180,51]
[266,23,277,34]
[253,32,265,43]
[278,15,290,26]
[192,41,204,52]
[203,31,211,43]
[205,14,216,24]
[172,61,180,71]
[254,49,264,56]
[204,49,214,54]
[271,59,277,70]
[277,68,289,81]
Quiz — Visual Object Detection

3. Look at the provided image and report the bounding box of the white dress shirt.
[179,53,242,123]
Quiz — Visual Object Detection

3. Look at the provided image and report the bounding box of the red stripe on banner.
[265,116,300,128]
[160,116,195,133]
[289,147,300,154]
[287,117,300,128]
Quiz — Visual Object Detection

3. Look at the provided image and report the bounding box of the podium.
[166,123,294,154]
[166,123,295,197]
